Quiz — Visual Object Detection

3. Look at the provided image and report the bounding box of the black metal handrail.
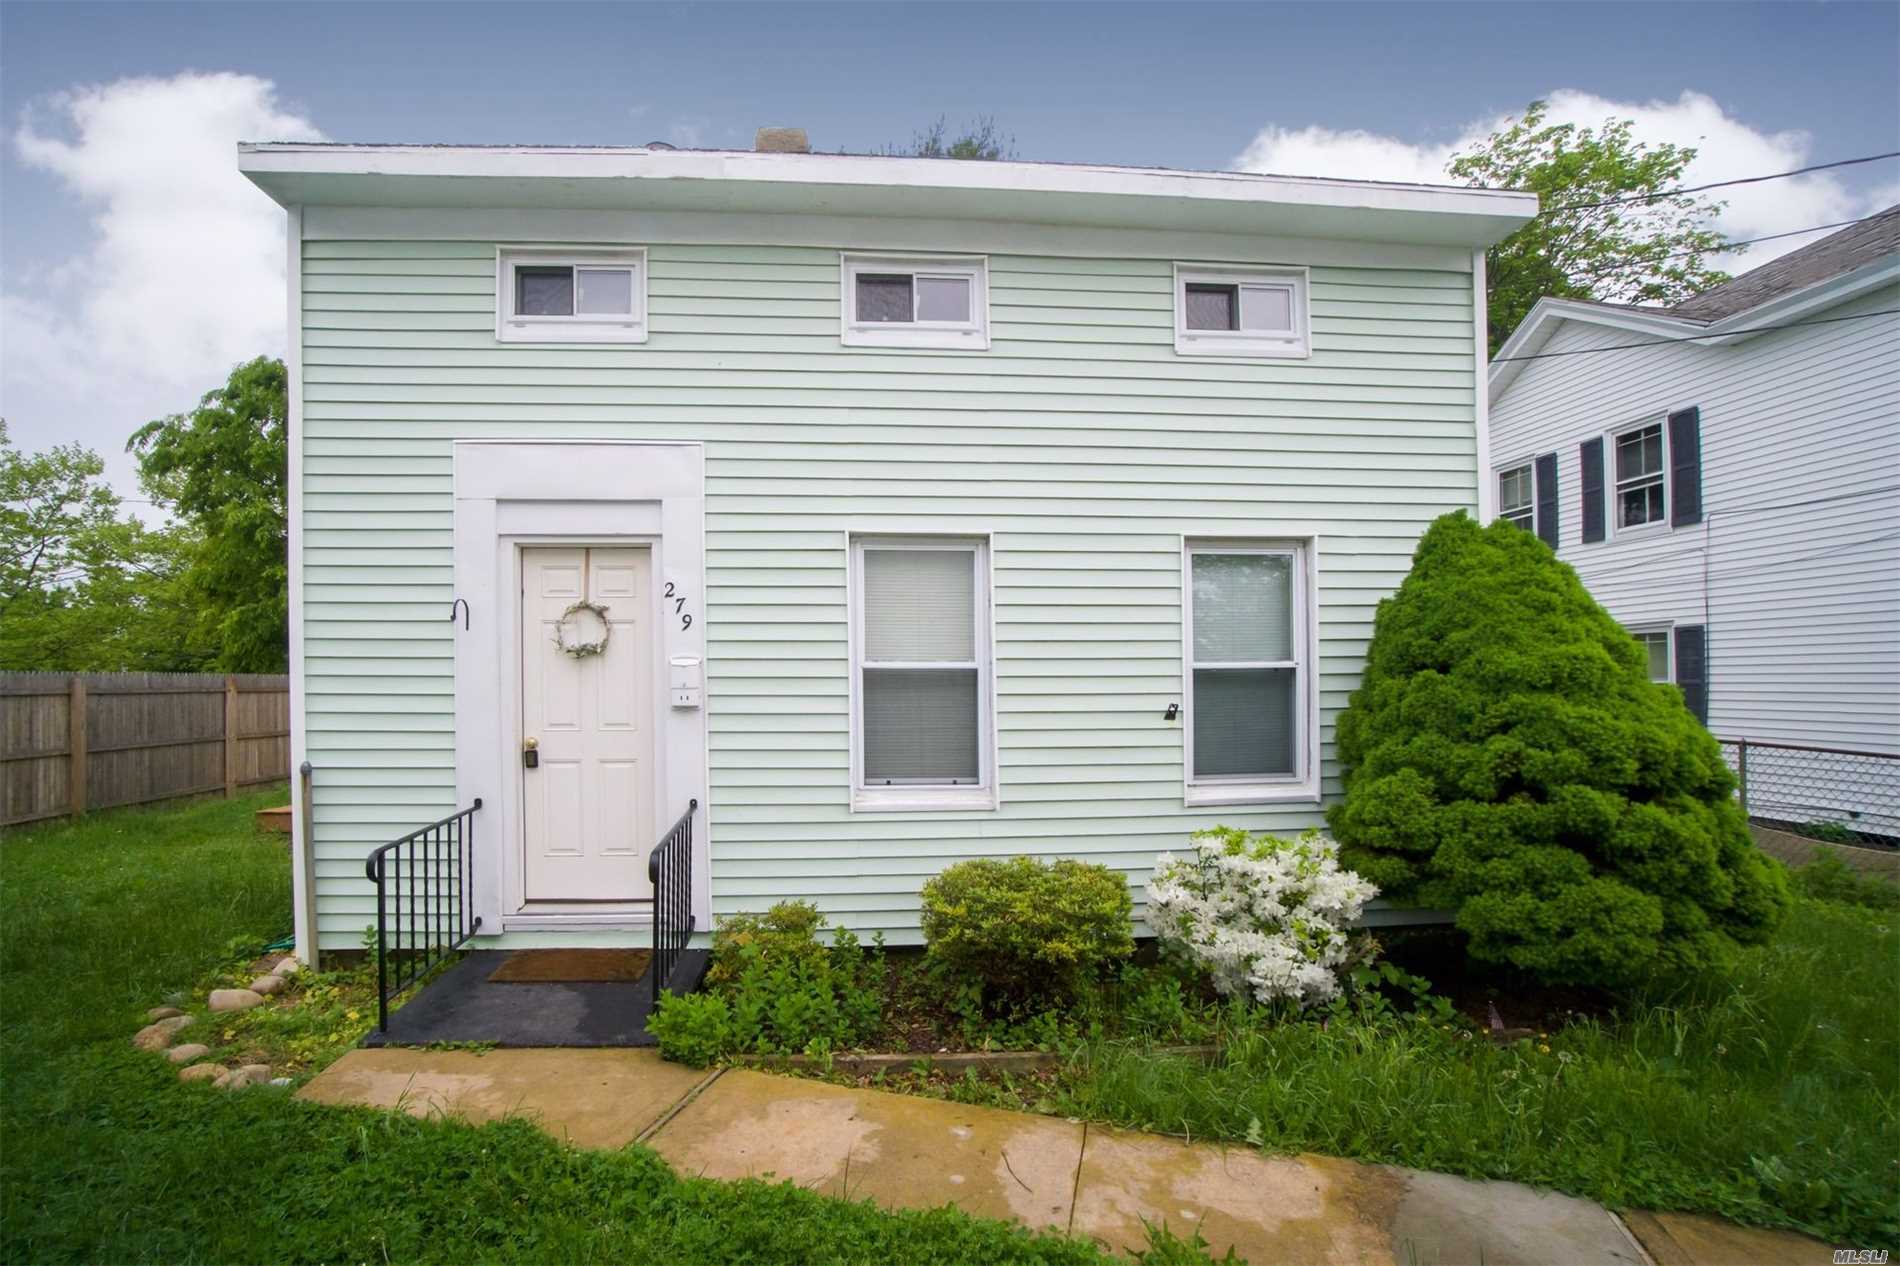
[648,798,698,1004]
[365,799,483,1032]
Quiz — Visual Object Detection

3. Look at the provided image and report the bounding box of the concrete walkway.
[299,1048,1830,1265]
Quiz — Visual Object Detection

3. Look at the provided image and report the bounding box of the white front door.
[519,546,656,903]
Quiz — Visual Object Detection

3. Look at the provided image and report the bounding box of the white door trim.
[452,441,708,940]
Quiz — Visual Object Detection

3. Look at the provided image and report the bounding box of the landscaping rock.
[166,1043,211,1064]
[240,1063,272,1081]
[272,958,301,977]
[146,1006,184,1022]
[213,1067,259,1090]
[132,1015,194,1051]
[250,975,285,996]
[178,1063,224,1084]
[208,988,264,1013]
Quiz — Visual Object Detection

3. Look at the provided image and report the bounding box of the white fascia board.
[236,144,1537,248]
[1702,255,1900,338]
[1488,298,1709,401]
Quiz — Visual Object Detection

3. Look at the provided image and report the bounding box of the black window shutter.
[1668,406,1703,527]
[1533,452,1559,547]
[1579,438,1606,543]
[1674,624,1709,725]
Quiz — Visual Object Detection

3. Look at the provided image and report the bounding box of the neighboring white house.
[1487,207,1900,831]
[240,135,1535,963]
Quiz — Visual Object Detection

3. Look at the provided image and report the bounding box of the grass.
[0,790,1137,1265]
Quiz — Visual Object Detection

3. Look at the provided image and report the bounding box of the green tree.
[0,420,121,612]
[0,423,211,670]
[1450,101,1732,352]
[1327,512,1788,987]
[887,116,1016,161]
[129,356,289,672]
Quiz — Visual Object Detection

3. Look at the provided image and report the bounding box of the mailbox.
[669,655,703,709]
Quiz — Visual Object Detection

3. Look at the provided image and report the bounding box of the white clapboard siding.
[1489,285,1900,755]
[303,237,1478,946]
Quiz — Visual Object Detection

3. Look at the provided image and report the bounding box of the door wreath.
[553,600,612,658]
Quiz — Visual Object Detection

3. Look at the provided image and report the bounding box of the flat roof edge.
[236,143,1539,219]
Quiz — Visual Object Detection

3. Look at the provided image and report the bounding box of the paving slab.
[1070,1124,1403,1263]
[1389,1169,1649,1265]
[1622,1209,1836,1265]
[296,1047,709,1149]
[1071,1124,1647,1265]
[646,1068,1083,1232]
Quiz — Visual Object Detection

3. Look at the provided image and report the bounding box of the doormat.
[487,949,652,984]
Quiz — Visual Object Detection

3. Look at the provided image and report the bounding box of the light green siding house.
[240,139,1535,964]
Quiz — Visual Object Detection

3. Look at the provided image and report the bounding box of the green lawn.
[0,791,1128,1265]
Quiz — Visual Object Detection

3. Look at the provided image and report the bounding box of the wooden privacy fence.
[1,672,290,828]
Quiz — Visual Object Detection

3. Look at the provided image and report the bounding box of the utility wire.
[1491,308,1899,364]
[1572,216,1878,276]
[1541,151,1900,214]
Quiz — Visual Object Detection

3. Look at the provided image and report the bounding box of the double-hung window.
[1174,264,1310,358]
[1614,422,1667,529]
[1498,464,1534,530]
[1184,541,1316,804]
[850,537,994,810]
[496,248,647,343]
[841,254,989,349]
[1634,628,1672,682]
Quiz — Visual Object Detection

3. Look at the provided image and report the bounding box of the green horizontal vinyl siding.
[302,237,1474,944]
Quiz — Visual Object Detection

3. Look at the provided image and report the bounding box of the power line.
[1542,151,1900,214]
[1574,216,1877,276]
[1550,487,1900,586]
[1491,308,1899,364]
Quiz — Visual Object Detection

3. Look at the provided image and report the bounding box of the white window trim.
[1628,621,1675,683]
[847,533,998,812]
[1497,461,1535,530]
[1173,262,1311,359]
[495,246,648,344]
[1181,536,1321,807]
[1608,417,1669,538]
[840,252,990,350]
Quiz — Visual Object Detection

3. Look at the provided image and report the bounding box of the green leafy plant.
[644,991,735,1067]
[653,910,885,1065]
[1789,855,1900,912]
[705,899,830,987]
[1328,512,1789,987]
[919,857,1134,1002]
[1797,820,1857,844]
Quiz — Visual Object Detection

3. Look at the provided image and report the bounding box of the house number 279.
[663,581,693,631]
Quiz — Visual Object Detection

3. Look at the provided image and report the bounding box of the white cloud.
[1,72,321,489]
[1234,90,1888,270]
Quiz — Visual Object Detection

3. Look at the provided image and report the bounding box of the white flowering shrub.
[1146,826,1378,1007]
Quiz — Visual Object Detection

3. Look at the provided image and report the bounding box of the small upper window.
[497,248,647,343]
[841,254,988,349]
[1498,464,1534,530]
[1614,423,1667,529]
[1174,265,1309,357]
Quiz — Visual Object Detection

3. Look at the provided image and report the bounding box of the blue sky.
[3,1,1897,492]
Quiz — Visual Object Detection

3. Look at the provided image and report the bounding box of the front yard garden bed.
[653,872,1899,1247]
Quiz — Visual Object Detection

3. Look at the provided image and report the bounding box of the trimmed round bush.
[919,856,1134,999]
[1327,511,1788,986]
